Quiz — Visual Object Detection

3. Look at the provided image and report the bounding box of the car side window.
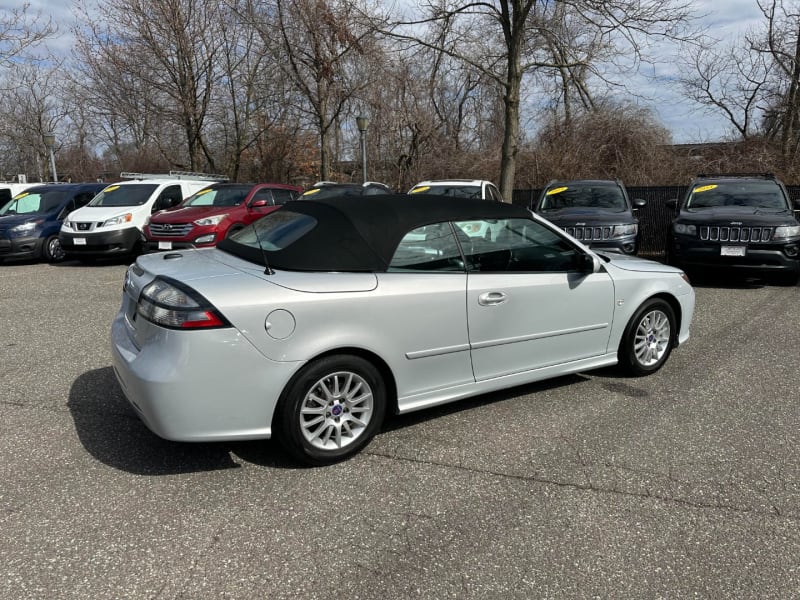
[456,218,583,273]
[58,198,78,220]
[488,185,504,202]
[388,223,465,272]
[272,189,295,205]
[252,189,275,205]
[153,185,183,212]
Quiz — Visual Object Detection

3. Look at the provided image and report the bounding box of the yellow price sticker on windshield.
[12,192,29,200]
[693,184,718,193]
[546,186,568,195]
[104,185,121,192]
[302,188,321,196]
[410,186,430,194]
[196,189,212,195]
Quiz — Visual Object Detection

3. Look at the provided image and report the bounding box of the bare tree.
[0,3,56,70]
[254,0,387,180]
[752,0,800,165]
[680,38,771,140]
[389,0,695,198]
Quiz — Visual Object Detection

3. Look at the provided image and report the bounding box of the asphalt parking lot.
[1,259,799,598]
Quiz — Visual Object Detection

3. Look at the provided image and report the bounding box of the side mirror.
[250,199,269,208]
[633,198,646,208]
[578,252,599,274]
[665,198,678,210]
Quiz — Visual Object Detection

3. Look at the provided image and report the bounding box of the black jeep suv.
[532,179,645,255]
[666,174,800,283]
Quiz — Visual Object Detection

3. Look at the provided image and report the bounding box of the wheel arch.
[645,292,682,346]
[272,346,399,427]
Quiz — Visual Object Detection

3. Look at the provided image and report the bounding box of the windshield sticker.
[195,189,212,195]
[104,185,121,192]
[546,187,568,195]
[410,186,430,194]
[12,192,29,200]
[693,184,718,193]
[302,188,321,196]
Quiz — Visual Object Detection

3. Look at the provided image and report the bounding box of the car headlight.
[9,220,42,235]
[102,213,133,227]
[62,219,73,230]
[673,223,697,236]
[773,225,800,239]
[611,224,638,238]
[193,214,228,227]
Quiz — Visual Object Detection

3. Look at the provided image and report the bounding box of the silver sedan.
[111,195,695,465]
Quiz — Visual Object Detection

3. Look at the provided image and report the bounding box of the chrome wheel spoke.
[300,370,374,451]
[633,309,671,366]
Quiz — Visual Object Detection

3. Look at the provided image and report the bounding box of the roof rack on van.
[696,173,775,179]
[120,170,229,182]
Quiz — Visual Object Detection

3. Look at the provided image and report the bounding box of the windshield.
[184,185,250,207]
[685,181,789,210]
[89,183,158,207]
[411,185,482,199]
[0,190,66,216]
[539,184,627,212]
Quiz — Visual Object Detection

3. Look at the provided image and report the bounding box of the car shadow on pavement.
[67,366,295,474]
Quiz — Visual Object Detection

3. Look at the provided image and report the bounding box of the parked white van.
[59,171,226,259]
[0,182,39,207]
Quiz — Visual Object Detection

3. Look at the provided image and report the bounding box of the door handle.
[478,291,507,306]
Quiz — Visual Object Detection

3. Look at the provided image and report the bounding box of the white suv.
[409,179,506,240]
[408,179,505,202]
[60,171,226,259]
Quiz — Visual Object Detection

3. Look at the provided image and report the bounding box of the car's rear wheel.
[276,355,386,466]
[42,235,65,262]
[618,298,676,376]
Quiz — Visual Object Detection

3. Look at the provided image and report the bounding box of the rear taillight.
[137,277,230,330]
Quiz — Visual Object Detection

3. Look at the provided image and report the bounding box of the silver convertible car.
[112,195,695,465]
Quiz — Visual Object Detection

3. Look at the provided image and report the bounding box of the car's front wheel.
[618,298,676,376]
[276,355,386,466]
[43,235,66,262]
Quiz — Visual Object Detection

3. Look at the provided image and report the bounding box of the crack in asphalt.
[365,450,798,522]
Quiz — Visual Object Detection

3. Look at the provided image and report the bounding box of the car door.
[459,217,615,381]
[379,222,474,398]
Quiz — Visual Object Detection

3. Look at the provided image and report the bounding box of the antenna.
[249,220,273,275]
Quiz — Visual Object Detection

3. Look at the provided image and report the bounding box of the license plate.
[74,237,87,245]
[158,241,173,250]
[721,246,746,257]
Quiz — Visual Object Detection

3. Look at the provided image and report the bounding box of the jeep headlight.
[673,223,697,236]
[193,214,227,226]
[612,224,638,238]
[102,213,133,227]
[773,225,800,239]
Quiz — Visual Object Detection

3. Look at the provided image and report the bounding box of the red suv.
[144,182,302,251]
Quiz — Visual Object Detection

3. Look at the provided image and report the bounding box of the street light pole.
[356,115,368,183]
[43,131,58,182]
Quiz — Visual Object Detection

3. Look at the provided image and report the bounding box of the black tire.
[773,271,800,286]
[275,354,386,466]
[42,235,66,262]
[618,298,676,377]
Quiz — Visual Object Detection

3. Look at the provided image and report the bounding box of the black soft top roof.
[218,193,531,272]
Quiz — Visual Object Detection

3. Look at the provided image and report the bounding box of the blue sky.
[18,0,767,144]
